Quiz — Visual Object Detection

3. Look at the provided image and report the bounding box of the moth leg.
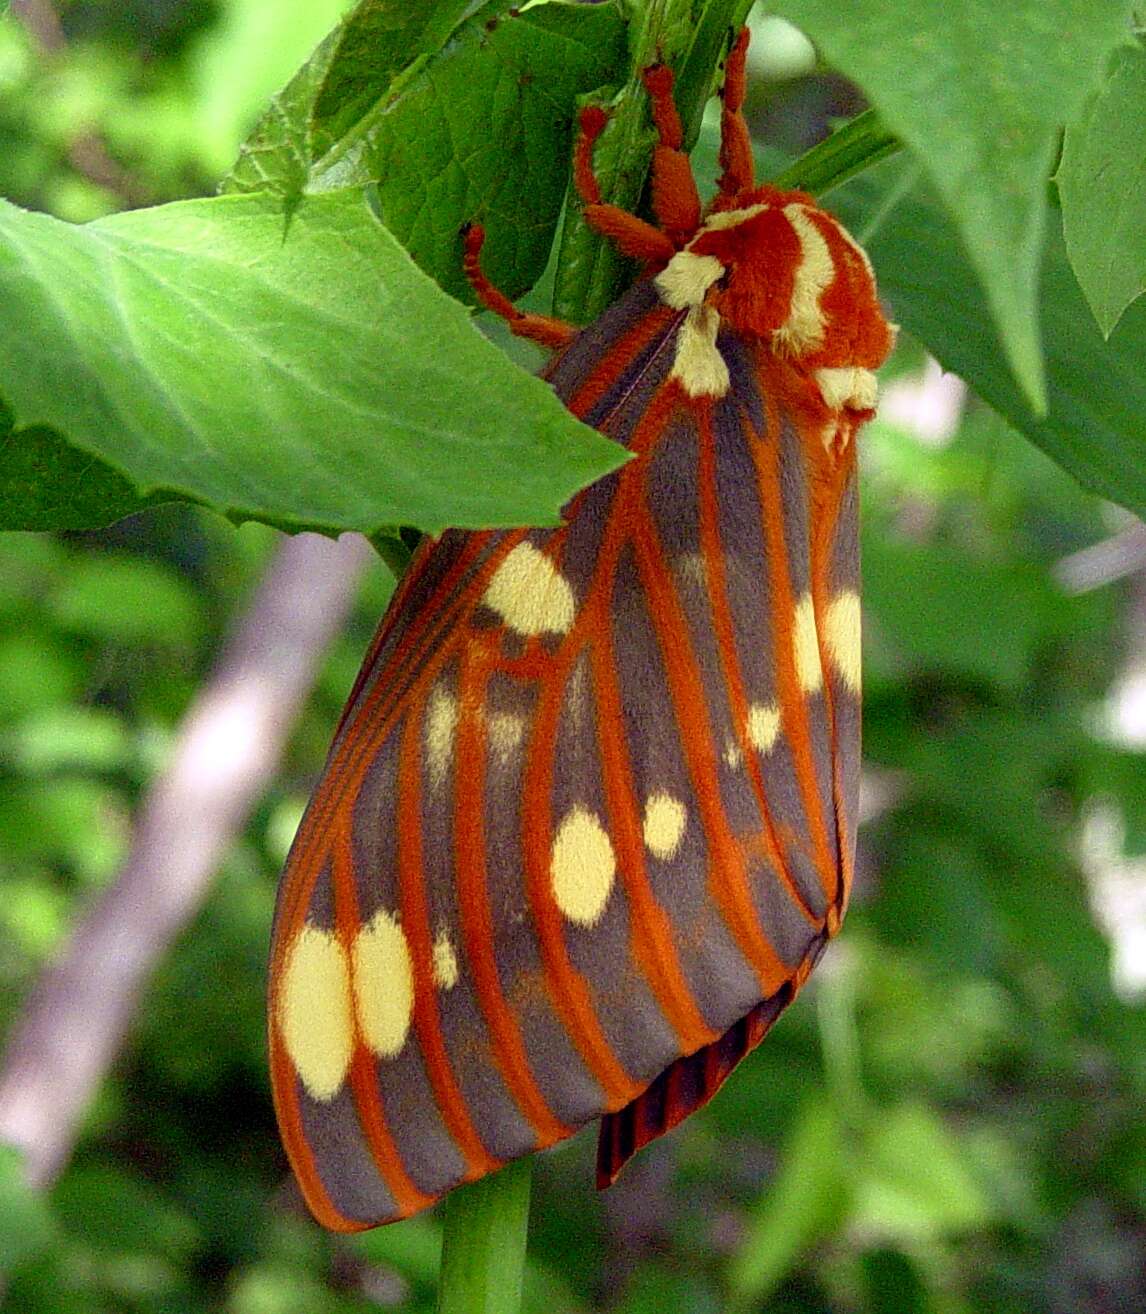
[462,224,577,350]
[574,106,677,264]
[641,64,702,244]
[717,27,755,200]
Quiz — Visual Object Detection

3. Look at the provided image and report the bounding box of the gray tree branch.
[0,531,376,1189]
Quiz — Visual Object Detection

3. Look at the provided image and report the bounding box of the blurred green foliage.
[1,2,1145,1313]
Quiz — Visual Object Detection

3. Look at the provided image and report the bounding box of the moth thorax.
[681,192,890,377]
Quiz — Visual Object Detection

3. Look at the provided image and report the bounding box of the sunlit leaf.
[1057,40,1146,337]
[0,191,626,536]
[773,0,1136,410]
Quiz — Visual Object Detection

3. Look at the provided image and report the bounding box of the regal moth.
[269,29,893,1230]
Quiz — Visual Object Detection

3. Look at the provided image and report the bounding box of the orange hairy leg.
[573,105,677,265]
[461,225,576,350]
[717,27,754,198]
[641,64,702,243]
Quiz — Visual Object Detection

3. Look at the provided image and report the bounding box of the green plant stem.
[367,531,414,579]
[435,1157,534,1314]
[553,0,709,323]
[675,0,757,148]
[815,954,867,1134]
[773,108,901,197]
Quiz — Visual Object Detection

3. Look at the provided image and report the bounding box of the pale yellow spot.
[482,542,575,636]
[352,910,414,1059]
[425,685,458,787]
[676,551,708,588]
[698,203,767,232]
[655,250,724,309]
[793,592,823,694]
[278,925,352,1102]
[487,711,526,762]
[550,806,615,927]
[723,739,744,769]
[815,366,878,412]
[671,305,730,398]
[747,701,782,753]
[773,204,833,355]
[642,792,687,860]
[565,655,591,728]
[431,930,459,991]
[826,589,862,693]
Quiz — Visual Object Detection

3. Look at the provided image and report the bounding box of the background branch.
[11,0,151,207]
[0,530,375,1189]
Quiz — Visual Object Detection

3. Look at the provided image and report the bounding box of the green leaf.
[0,424,172,531]
[49,554,203,646]
[222,0,488,198]
[726,1096,850,1309]
[363,2,627,304]
[0,192,626,536]
[5,705,132,774]
[187,0,352,177]
[852,1101,992,1242]
[772,0,1136,412]
[307,1,484,162]
[224,1,627,304]
[551,0,703,323]
[53,1163,201,1259]
[833,163,1146,519]
[1057,40,1146,337]
[860,1250,931,1314]
[676,0,758,149]
[862,537,1071,691]
[0,1145,56,1276]
[772,109,901,197]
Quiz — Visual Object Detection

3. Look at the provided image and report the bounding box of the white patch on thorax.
[774,204,834,354]
[670,304,730,397]
[815,366,878,412]
[698,203,767,232]
[655,250,724,309]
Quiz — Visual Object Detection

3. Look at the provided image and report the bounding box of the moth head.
[683,188,894,369]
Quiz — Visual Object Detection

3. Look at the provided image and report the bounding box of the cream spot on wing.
[425,685,458,787]
[676,551,709,588]
[482,542,575,636]
[774,204,834,355]
[550,806,615,927]
[565,655,591,729]
[278,924,352,1102]
[655,250,724,309]
[352,910,414,1059]
[431,929,459,991]
[815,366,878,412]
[793,592,823,694]
[642,792,687,861]
[747,701,782,753]
[826,589,862,693]
[487,711,526,762]
[671,305,730,398]
[723,738,744,769]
